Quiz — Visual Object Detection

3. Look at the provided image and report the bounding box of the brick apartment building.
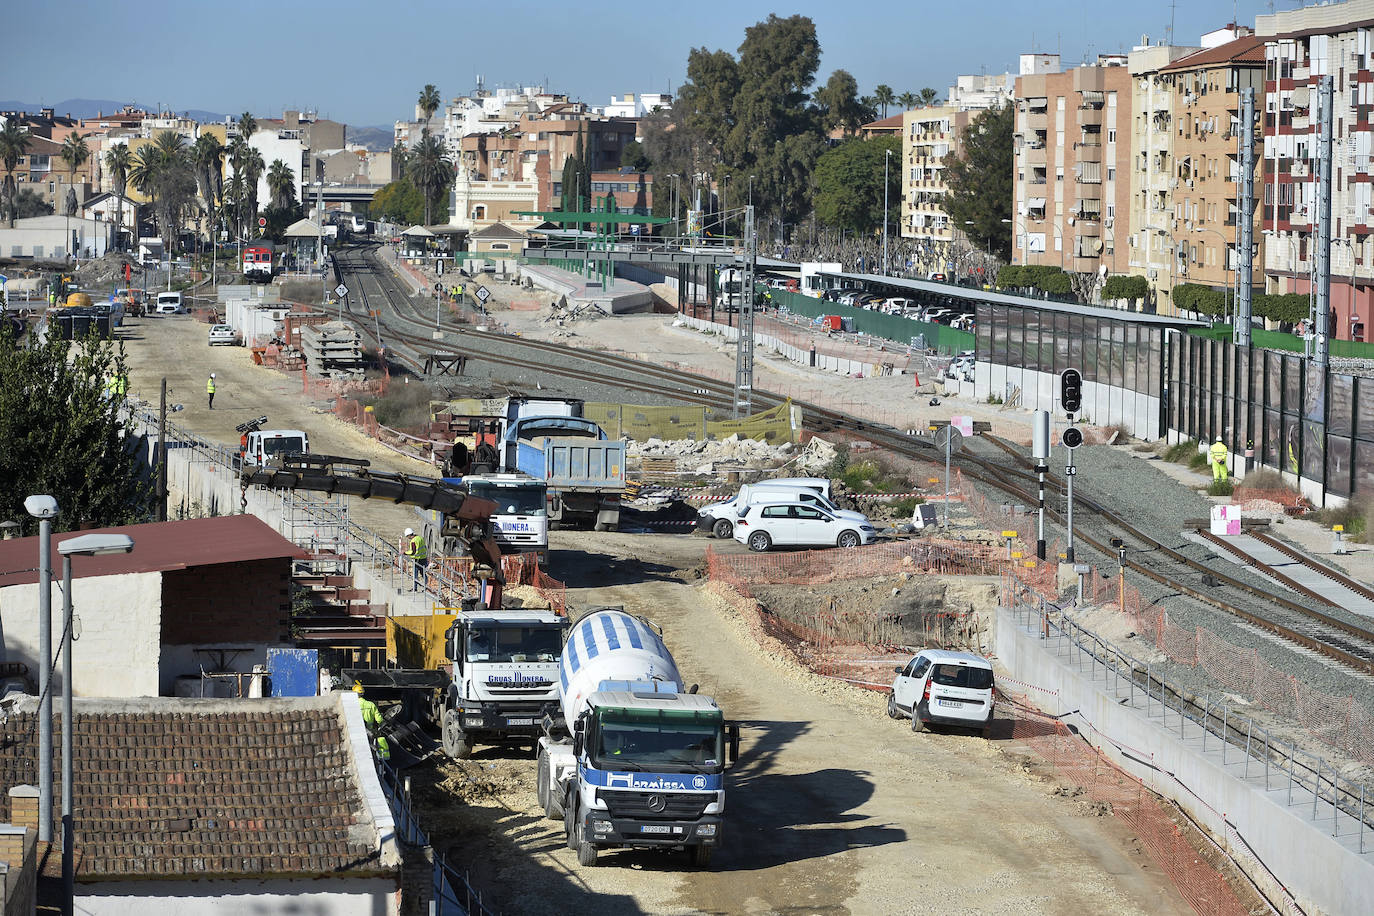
[1013,56,1134,277]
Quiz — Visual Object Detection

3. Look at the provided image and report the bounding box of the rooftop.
[0,515,306,589]
[1159,35,1267,71]
[0,695,385,880]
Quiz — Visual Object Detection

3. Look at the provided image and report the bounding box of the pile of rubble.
[626,433,843,476]
[299,320,365,380]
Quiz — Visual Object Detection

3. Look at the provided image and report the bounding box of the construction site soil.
[114,295,1216,913]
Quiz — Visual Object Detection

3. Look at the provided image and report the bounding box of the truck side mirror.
[727,723,740,765]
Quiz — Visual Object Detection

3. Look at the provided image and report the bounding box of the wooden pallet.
[637,457,680,479]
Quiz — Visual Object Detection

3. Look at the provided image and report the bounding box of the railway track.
[336,243,1374,674]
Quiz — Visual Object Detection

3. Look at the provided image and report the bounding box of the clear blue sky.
[3,0,1273,127]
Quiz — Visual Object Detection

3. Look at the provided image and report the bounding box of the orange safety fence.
[1002,696,1252,916]
[418,553,567,616]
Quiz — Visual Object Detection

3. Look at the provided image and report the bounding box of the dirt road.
[116,313,433,538]
[414,532,1191,916]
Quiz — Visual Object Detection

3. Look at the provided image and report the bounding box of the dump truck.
[420,472,549,565]
[504,416,626,531]
[537,607,740,868]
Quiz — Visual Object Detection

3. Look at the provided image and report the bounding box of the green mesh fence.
[1191,324,1374,359]
[767,289,975,355]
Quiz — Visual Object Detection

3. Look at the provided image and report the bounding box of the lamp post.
[57,533,134,916]
[23,495,58,846]
[1191,225,1235,326]
[1003,216,1063,277]
[668,174,680,237]
[883,148,893,275]
[748,174,755,211]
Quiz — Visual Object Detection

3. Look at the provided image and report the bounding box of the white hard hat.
[210,372,216,378]
[404,528,414,536]
[1215,434,1223,441]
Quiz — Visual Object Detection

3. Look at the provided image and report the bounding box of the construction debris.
[298,321,365,380]
[628,433,797,475]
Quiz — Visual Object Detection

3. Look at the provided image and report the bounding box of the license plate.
[939,699,965,708]
[506,718,534,726]
[640,825,672,834]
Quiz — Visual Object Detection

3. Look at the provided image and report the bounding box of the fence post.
[1333,772,1341,837]
[1315,758,1322,821]
[1287,741,1297,805]
[1361,783,1367,854]
[1202,696,1209,753]
[1221,705,1228,765]
[1244,719,1252,780]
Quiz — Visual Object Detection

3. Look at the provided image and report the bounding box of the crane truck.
[536,607,740,868]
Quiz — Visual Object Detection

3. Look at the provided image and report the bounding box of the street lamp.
[57,533,134,916]
[883,148,894,275]
[749,174,755,211]
[22,495,58,847]
[1003,216,1064,272]
[1190,225,1235,326]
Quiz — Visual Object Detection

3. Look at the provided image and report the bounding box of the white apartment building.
[602,92,673,119]
[947,72,1015,111]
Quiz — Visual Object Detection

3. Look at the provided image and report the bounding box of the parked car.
[888,649,996,736]
[927,272,948,282]
[732,501,878,551]
[698,478,834,539]
[208,325,238,346]
[153,291,184,314]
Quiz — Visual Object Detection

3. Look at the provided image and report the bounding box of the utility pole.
[733,206,756,418]
[1314,76,1333,368]
[1234,87,1256,346]
[157,378,168,522]
[882,149,892,275]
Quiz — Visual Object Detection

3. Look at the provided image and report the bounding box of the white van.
[153,291,184,314]
[888,649,996,737]
[697,477,833,539]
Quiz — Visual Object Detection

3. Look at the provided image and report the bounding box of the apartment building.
[947,71,1016,110]
[450,107,638,228]
[1127,42,1202,308]
[1257,0,1374,341]
[1159,36,1267,311]
[603,92,672,119]
[900,105,970,249]
[1013,55,1132,277]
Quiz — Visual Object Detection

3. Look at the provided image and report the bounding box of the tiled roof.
[1160,36,1266,71]
[0,515,306,589]
[0,702,382,879]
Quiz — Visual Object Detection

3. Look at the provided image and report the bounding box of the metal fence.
[378,758,499,916]
[768,289,976,355]
[1008,592,1374,852]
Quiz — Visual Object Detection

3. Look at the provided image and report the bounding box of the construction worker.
[353,682,390,761]
[403,527,428,592]
[1209,435,1229,482]
[206,373,216,409]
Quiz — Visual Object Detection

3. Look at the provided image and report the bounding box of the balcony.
[1075,142,1103,162]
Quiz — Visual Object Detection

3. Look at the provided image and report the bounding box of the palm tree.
[918,87,940,108]
[897,91,918,111]
[237,111,258,143]
[266,159,296,210]
[128,144,165,237]
[130,131,195,254]
[104,142,132,250]
[407,132,453,226]
[418,84,441,126]
[874,85,895,118]
[0,123,32,227]
[192,133,224,249]
[241,147,265,229]
[227,136,249,238]
[59,132,90,216]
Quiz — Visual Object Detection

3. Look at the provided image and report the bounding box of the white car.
[208,325,238,346]
[888,649,996,736]
[732,501,878,551]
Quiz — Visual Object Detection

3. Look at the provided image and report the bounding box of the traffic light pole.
[1065,443,1075,564]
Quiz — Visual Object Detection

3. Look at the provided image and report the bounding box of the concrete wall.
[75,877,397,915]
[0,573,162,696]
[995,606,1374,915]
[976,360,1161,439]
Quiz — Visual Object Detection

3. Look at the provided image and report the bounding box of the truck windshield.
[466,625,563,663]
[468,483,546,516]
[594,709,725,771]
[262,436,305,456]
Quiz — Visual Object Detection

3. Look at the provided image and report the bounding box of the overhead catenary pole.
[1234,87,1257,346]
[1314,76,1333,368]
[61,555,74,915]
[734,205,757,418]
[37,515,53,843]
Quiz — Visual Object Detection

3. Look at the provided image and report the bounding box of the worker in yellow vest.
[1209,435,1229,482]
[403,527,428,592]
[352,682,390,761]
[206,373,216,409]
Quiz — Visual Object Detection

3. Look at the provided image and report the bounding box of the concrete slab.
[520,263,653,314]
[1194,531,1374,618]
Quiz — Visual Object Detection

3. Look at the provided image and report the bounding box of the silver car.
[208,325,238,346]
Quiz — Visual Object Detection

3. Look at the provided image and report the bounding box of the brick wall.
[161,559,291,645]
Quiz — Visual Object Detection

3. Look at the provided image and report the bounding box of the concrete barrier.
[996,603,1374,915]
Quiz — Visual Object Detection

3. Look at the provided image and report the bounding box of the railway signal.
[1061,426,1084,449]
[1059,368,1082,415]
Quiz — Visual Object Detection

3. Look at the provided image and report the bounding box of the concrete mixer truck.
[535,607,740,868]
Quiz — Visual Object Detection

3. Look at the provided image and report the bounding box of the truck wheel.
[564,797,579,850]
[594,520,610,532]
[537,750,563,820]
[576,819,599,867]
[712,518,734,540]
[690,844,714,867]
[441,709,473,759]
